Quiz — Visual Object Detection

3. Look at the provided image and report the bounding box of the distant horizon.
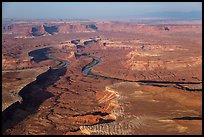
[2,2,202,20]
[2,16,202,21]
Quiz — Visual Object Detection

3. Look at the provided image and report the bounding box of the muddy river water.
[28,47,70,69]
[73,39,202,91]
[2,38,202,134]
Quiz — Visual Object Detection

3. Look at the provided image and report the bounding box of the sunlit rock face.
[2,19,202,135]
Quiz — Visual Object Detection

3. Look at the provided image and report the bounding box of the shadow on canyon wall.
[2,67,67,133]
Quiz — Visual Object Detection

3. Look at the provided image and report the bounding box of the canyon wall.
[2,23,98,36]
[3,21,201,37]
[96,22,202,33]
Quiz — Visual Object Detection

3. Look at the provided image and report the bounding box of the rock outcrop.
[3,23,98,37]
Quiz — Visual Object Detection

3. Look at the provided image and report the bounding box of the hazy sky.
[2,2,202,20]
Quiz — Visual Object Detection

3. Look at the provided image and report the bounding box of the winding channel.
[2,47,70,133]
[74,39,202,92]
[28,47,70,69]
[2,38,202,134]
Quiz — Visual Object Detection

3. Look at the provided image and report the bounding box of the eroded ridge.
[2,20,202,135]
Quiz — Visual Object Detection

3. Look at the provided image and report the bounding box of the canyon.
[2,20,202,135]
